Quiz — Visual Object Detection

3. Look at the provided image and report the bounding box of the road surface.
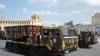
[0,37,100,56]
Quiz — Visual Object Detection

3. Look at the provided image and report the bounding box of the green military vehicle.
[78,31,98,48]
[5,25,78,56]
[88,31,98,44]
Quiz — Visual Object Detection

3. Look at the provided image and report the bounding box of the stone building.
[92,13,100,35]
[0,14,41,30]
[65,21,76,30]
[92,13,100,25]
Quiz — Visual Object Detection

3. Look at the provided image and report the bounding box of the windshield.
[61,28,69,36]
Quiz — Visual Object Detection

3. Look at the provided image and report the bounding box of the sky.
[0,0,100,25]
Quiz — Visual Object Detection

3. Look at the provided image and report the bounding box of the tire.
[29,47,38,56]
[5,42,9,49]
[85,43,89,48]
[6,42,13,52]
[39,48,50,56]
[78,41,82,48]
[13,44,20,53]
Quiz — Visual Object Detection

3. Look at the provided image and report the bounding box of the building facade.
[64,21,76,30]
[92,13,100,25]
[75,24,95,35]
[92,13,100,35]
[76,24,95,31]
[0,14,41,30]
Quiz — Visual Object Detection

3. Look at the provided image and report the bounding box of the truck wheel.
[39,48,49,56]
[6,42,13,52]
[29,47,38,56]
[85,43,89,48]
[13,44,20,53]
[5,42,9,49]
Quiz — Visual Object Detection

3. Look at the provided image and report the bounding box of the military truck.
[5,25,78,56]
[78,31,98,48]
[87,31,98,44]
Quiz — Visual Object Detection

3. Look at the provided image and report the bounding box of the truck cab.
[42,27,78,54]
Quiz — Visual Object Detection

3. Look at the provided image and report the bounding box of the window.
[6,21,7,24]
[3,21,5,24]
[61,28,69,36]
[8,21,10,24]
[0,21,2,24]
